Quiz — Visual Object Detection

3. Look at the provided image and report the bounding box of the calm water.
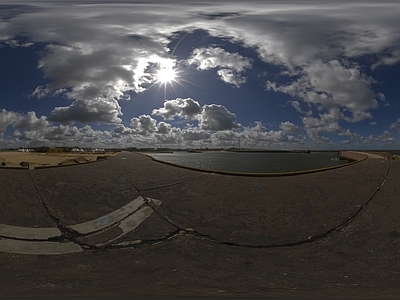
[147,151,345,173]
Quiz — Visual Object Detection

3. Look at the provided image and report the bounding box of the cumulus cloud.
[49,98,122,125]
[152,98,202,120]
[2,3,185,125]
[280,121,300,134]
[130,115,158,134]
[157,122,172,134]
[389,118,400,133]
[2,1,400,148]
[199,104,241,131]
[0,109,19,132]
[152,98,241,132]
[187,47,251,87]
[363,130,396,145]
[13,111,49,131]
[0,110,50,133]
[267,60,378,120]
[301,109,343,142]
[11,123,110,146]
[113,124,137,136]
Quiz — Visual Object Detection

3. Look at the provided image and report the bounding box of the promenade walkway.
[0,151,399,298]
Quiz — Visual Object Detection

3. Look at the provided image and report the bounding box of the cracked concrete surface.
[1,151,399,298]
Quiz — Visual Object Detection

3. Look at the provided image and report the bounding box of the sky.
[1,0,400,150]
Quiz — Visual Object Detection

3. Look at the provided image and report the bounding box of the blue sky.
[1,1,400,149]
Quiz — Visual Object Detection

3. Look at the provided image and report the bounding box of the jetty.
[0,151,399,298]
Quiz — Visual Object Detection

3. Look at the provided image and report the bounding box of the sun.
[156,67,176,83]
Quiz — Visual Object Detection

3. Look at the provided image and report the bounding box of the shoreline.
[143,150,366,176]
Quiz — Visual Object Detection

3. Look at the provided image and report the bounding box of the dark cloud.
[49,99,122,125]
[280,121,300,134]
[152,98,202,120]
[199,104,241,131]
[13,111,48,131]
[181,127,211,140]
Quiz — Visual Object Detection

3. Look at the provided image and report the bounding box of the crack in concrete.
[102,229,182,250]
[27,170,93,249]
[8,158,389,253]
[124,160,392,250]
[122,163,206,192]
[140,174,207,192]
[69,199,148,237]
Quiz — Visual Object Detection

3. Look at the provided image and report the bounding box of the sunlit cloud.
[1,1,400,149]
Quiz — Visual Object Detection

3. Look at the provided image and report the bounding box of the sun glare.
[157,67,176,83]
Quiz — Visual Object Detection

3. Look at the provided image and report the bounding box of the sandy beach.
[0,151,115,167]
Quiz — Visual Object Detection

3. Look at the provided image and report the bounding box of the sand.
[0,151,114,166]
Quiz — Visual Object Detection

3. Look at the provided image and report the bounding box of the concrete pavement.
[0,151,399,298]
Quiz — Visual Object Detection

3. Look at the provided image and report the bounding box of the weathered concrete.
[66,196,147,234]
[0,240,82,255]
[0,224,60,240]
[0,151,399,298]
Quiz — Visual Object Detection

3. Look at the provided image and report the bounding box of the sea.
[147,151,346,173]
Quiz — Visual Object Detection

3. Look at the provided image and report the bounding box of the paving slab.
[66,196,146,235]
[109,208,178,244]
[0,224,60,240]
[0,239,82,255]
[75,199,163,247]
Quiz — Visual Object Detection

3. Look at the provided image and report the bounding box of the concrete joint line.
[0,197,162,254]
[0,239,82,255]
[67,196,147,235]
[140,161,392,250]
[140,174,206,192]
[94,203,160,247]
[0,224,61,241]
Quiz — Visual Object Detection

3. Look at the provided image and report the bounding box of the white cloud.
[130,115,158,134]
[280,121,300,134]
[267,60,378,119]
[301,109,343,141]
[363,130,397,146]
[112,124,137,136]
[2,1,400,149]
[187,47,251,87]
[0,110,50,133]
[389,118,400,133]
[11,123,110,147]
[157,122,172,134]
[217,69,247,88]
[0,109,20,132]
